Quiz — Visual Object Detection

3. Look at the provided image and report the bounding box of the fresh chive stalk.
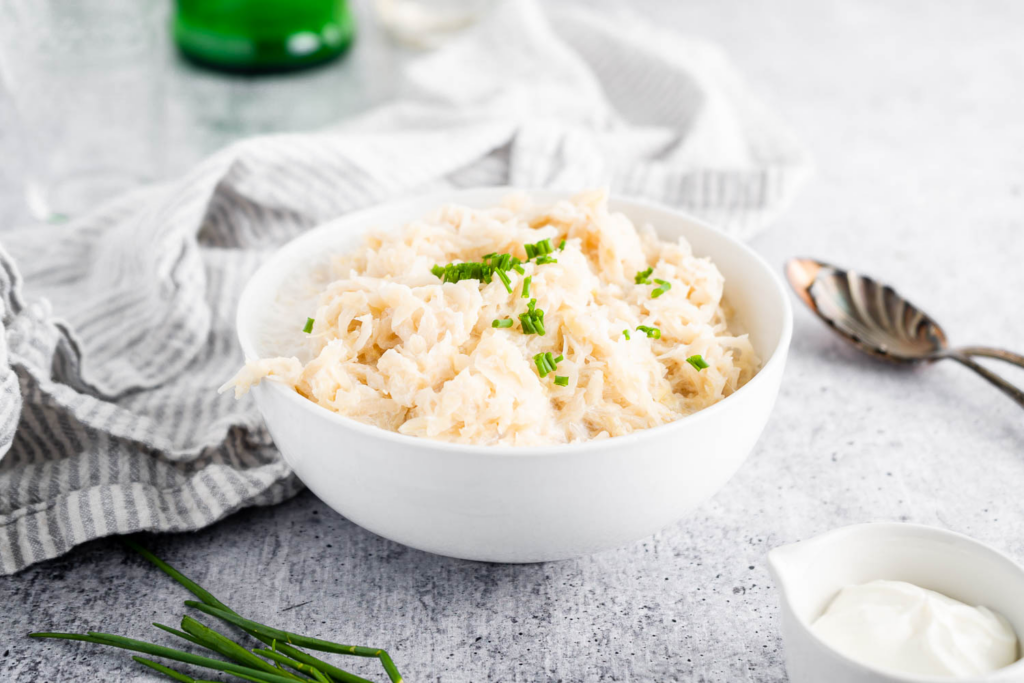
[133,656,205,683]
[28,632,300,683]
[554,376,569,387]
[185,602,392,664]
[492,318,514,328]
[302,318,314,334]
[152,622,203,647]
[253,648,326,680]
[180,616,302,682]
[521,276,531,298]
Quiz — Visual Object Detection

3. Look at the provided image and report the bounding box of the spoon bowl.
[786,257,1024,408]
[786,258,948,363]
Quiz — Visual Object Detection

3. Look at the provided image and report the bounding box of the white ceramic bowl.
[235,188,792,562]
[769,523,1024,683]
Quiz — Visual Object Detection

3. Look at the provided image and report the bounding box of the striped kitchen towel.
[0,0,810,574]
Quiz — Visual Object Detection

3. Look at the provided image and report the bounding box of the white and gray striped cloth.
[0,0,810,574]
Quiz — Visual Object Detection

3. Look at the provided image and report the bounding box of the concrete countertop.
[2,1,1023,681]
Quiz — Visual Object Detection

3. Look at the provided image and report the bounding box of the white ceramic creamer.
[768,523,1024,683]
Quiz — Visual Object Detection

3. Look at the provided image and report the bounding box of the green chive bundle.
[519,298,545,335]
[651,279,672,298]
[524,238,555,260]
[431,252,525,294]
[634,267,653,285]
[30,541,404,683]
[636,325,661,339]
[686,354,709,371]
[533,352,564,378]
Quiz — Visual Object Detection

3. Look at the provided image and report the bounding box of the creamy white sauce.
[811,580,1018,678]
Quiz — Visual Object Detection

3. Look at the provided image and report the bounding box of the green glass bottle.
[174,0,355,74]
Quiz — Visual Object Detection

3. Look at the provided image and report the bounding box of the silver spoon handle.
[954,345,1024,370]
[949,353,1024,409]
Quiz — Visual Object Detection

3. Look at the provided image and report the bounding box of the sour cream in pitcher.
[812,580,1019,678]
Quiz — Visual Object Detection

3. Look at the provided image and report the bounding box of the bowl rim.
[235,187,793,457]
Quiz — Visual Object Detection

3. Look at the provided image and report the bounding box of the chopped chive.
[554,376,569,387]
[492,318,513,328]
[519,313,537,335]
[554,354,563,364]
[533,317,546,336]
[622,329,631,340]
[635,267,653,285]
[545,352,555,370]
[535,255,557,265]
[302,318,314,334]
[512,263,525,275]
[534,353,551,377]
[521,276,531,298]
[528,298,537,311]
[495,268,512,293]
[686,354,709,371]
[559,239,566,251]
[431,265,444,278]
[636,325,661,339]
[539,239,553,254]
[524,244,536,260]
[651,279,672,298]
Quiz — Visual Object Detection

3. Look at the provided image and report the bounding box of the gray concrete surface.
[3,1,1024,681]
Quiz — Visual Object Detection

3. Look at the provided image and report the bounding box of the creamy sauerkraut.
[225,190,759,446]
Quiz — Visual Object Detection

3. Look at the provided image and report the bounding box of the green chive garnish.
[431,265,444,278]
[521,276,531,298]
[554,354,563,363]
[519,313,537,334]
[554,376,569,387]
[636,325,661,339]
[651,279,672,298]
[524,244,537,260]
[686,354,709,371]
[495,268,512,293]
[535,255,557,265]
[622,329,631,340]
[534,353,551,377]
[302,318,314,334]
[492,318,513,328]
[559,239,566,250]
[635,267,653,285]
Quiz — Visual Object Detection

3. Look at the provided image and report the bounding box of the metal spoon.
[786,257,1024,409]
